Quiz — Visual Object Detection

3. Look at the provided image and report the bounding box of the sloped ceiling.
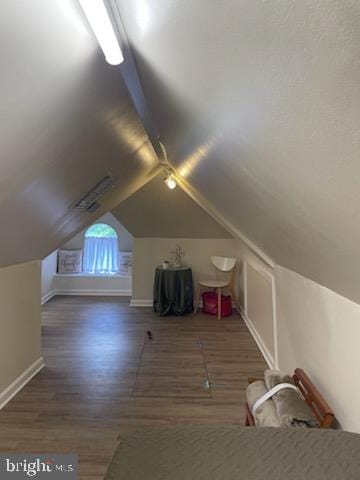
[115,0,360,303]
[112,173,232,238]
[0,0,159,267]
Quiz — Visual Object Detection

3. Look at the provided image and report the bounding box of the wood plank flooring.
[133,333,211,398]
[0,296,266,479]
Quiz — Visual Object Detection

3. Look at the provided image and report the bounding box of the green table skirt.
[153,267,194,316]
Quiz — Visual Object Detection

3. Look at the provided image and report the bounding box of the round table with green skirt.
[153,266,194,316]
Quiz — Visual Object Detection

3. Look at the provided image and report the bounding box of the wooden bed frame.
[245,368,335,428]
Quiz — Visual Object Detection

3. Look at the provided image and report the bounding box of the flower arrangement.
[170,244,186,267]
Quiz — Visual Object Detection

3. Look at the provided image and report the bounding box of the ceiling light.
[79,0,124,65]
[164,174,177,190]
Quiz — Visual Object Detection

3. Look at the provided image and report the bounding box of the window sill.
[55,272,131,278]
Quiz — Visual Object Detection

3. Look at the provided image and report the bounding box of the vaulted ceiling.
[115,0,360,303]
[112,173,232,238]
[0,0,159,267]
[2,0,360,303]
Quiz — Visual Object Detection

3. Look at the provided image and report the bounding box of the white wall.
[0,261,43,407]
[244,253,276,367]
[41,250,58,303]
[132,238,239,303]
[62,213,133,252]
[53,273,131,296]
[275,266,360,433]
[241,247,360,433]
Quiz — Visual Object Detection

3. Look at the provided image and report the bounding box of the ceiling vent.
[73,174,114,212]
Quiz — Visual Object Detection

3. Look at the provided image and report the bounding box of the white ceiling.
[0,0,159,267]
[2,0,360,303]
[112,173,232,238]
[115,0,360,302]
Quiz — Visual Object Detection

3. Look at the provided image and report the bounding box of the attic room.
[0,1,360,479]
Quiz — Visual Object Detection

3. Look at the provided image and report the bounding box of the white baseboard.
[240,309,275,368]
[41,289,56,305]
[55,289,132,296]
[0,357,45,410]
[130,299,153,307]
[41,289,132,300]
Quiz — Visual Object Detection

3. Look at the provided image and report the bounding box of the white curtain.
[83,237,119,274]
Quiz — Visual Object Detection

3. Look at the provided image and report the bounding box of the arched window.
[83,223,119,275]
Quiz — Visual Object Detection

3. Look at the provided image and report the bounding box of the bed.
[105,426,360,480]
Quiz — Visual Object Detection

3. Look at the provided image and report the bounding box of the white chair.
[195,256,238,319]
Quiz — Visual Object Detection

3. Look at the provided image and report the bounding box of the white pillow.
[119,251,132,274]
[58,249,82,274]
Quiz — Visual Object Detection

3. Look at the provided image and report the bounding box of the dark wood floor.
[0,296,266,479]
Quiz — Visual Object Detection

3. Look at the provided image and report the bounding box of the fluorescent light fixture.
[79,0,124,65]
[164,174,177,190]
